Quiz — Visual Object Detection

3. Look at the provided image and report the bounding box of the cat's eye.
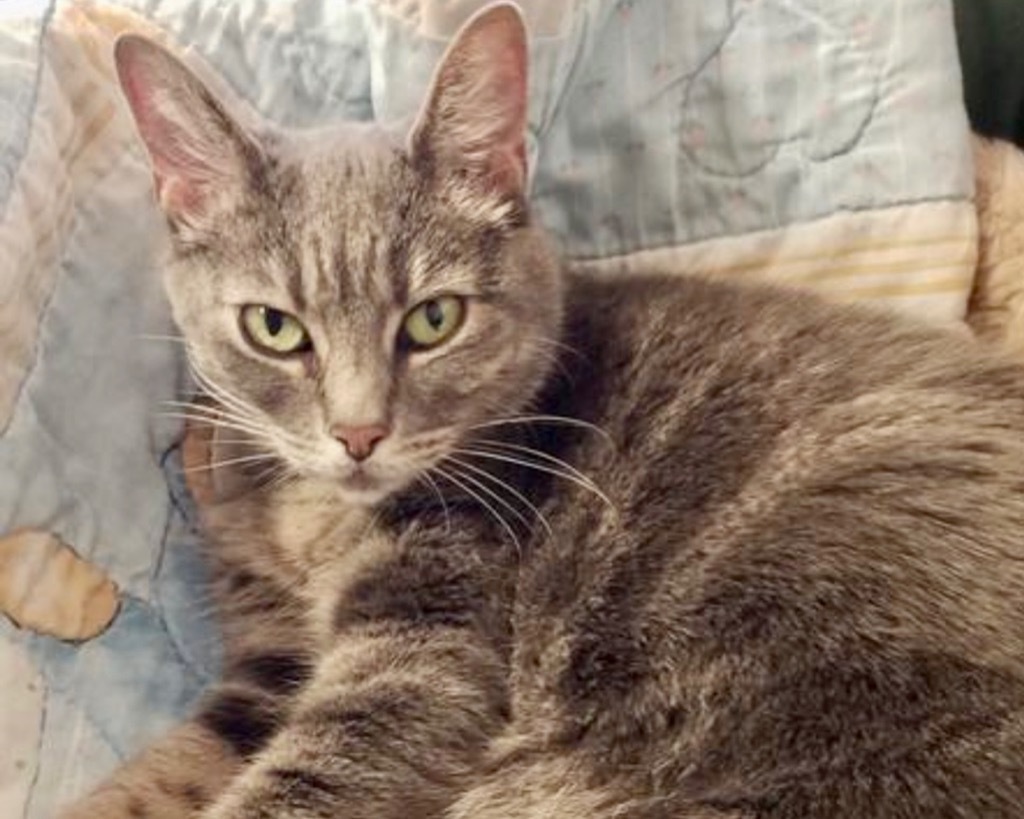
[240,305,311,355]
[401,296,465,351]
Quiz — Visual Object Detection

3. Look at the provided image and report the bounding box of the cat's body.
[64,6,1024,818]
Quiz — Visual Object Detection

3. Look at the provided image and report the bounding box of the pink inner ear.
[157,174,207,216]
[117,44,215,217]
[485,48,528,192]
[415,5,530,197]
[484,143,526,196]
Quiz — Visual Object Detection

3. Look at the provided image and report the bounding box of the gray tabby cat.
[64,4,1024,818]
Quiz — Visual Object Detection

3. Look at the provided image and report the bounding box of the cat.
[63,4,1024,818]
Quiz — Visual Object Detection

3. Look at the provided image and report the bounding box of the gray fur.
[63,5,1024,818]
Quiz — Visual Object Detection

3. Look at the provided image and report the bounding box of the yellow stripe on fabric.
[833,275,974,301]
[716,235,974,279]
[779,252,975,286]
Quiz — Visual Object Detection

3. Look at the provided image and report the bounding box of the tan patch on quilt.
[0,529,119,641]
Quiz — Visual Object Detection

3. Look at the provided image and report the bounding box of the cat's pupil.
[264,308,284,336]
[425,301,444,330]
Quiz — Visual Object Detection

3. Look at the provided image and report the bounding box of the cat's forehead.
[282,125,410,211]
[265,126,496,310]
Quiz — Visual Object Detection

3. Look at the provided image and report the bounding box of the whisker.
[262,466,298,494]
[419,470,452,535]
[181,452,281,475]
[442,457,532,532]
[161,399,222,410]
[160,399,261,421]
[186,358,273,430]
[190,374,260,423]
[156,412,280,444]
[433,464,521,556]
[174,366,251,421]
[159,400,265,428]
[160,393,307,449]
[474,439,604,493]
[468,414,613,445]
[454,446,616,511]
[159,401,255,425]
[445,455,552,539]
[243,454,302,495]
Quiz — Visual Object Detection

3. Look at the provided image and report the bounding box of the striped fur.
[62,5,1024,818]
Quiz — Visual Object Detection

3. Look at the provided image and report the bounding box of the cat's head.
[115,4,563,505]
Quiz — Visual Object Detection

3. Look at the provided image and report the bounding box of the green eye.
[401,296,465,351]
[240,305,311,355]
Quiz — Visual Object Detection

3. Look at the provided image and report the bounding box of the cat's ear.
[410,3,529,199]
[114,35,261,226]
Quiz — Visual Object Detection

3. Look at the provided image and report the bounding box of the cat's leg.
[57,563,313,818]
[57,535,317,819]
[445,746,748,819]
[202,518,513,819]
[59,421,315,819]
[58,722,248,819]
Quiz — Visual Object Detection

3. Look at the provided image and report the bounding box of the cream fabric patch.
[576,200,978,324]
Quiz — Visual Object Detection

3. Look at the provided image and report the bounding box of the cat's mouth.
[342,469,377,492]
[335,466,403,506]
[293,442,423,506]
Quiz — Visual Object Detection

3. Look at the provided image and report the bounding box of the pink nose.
[330,423,390,462]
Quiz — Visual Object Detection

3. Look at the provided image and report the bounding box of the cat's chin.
[333,471,407,508]
[336,484,391,507]
[293,459,411,507]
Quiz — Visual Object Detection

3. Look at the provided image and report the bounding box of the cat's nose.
[330,423,390,462]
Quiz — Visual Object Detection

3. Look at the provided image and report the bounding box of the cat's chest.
[264,486,393,644]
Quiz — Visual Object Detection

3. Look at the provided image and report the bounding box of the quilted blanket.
[0,1,975,815]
